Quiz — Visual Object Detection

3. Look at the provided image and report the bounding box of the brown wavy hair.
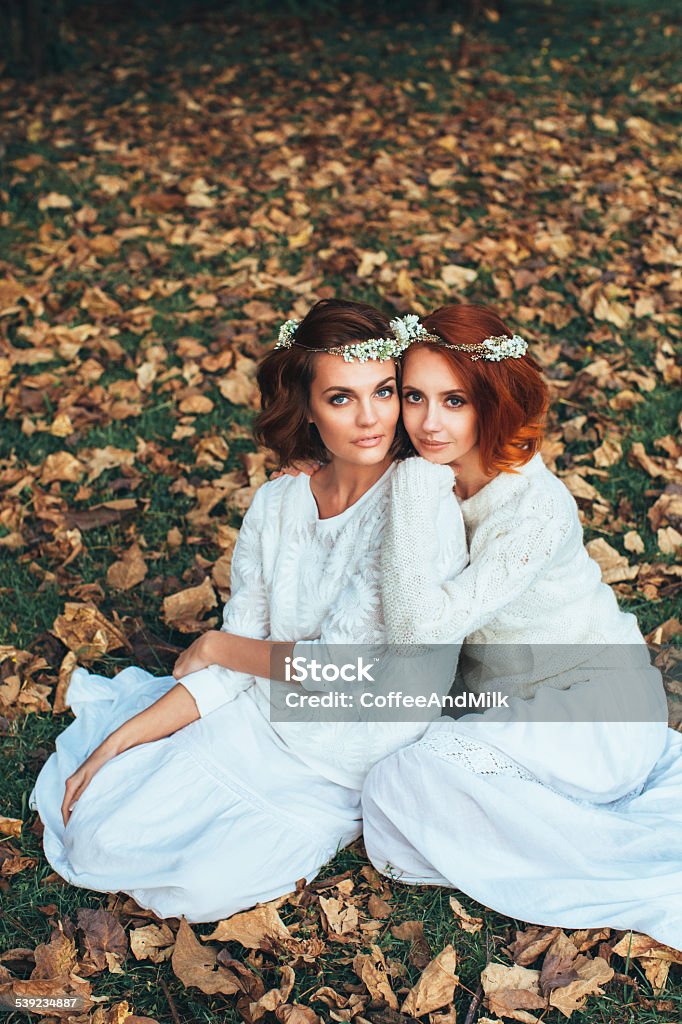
[410,304,549,474]
[256,299,409,466]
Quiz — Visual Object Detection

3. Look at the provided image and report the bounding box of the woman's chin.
[415,446,453,464]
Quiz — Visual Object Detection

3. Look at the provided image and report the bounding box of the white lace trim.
[417,729,644,809]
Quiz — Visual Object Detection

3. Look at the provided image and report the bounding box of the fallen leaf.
[171,917,242,995]
[107,543,148,591]
[585,538,639,584]
[401,944,458,1017]
[129,923,176,963]
[162,576,218,633]
[449,895,483,933]
[202,902,293,950]
[353,944,398,1009]
[77,907,128,973]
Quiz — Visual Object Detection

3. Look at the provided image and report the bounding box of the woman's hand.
[62,741,119,827]
[172,630,223,680]
[270,459,323,479]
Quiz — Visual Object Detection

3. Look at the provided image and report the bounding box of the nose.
[356,397,379,427]
[421,400,443,434]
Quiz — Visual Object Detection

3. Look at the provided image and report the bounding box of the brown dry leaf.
[319,895,359,939]
[218,368,260,408]
[1,854,38,877]
[202,902,293,950]
[657,526,682,555]
[0,817,22,839]
[129,923,176,964]
[391,919,432,971]
[623,531,645,555]
[611,933,682,965]
[639,956,670,995]
[593,434,623,468]
[547,955,614,1018]
[162,576,217,633]
[53,650,78,715]
[441,264,478,289]
[507,926,562,966]
[481,962,546,1023]
[568,928,612,953]
[539,931,582,995]
[585,538,639,584]
[561,474,604,504]
[401,944,459,1018]
[77,908,129,974]
[52,603,129,662]
[275,1006,323,1024]
[353,944,398,1010]
[449,895,483,933]
[107,543,148,591]
[628,442,664,478]
[648,488,682,532]
[249,965,295,1021]
[171,917,242,995]
[367,894,392,920]
[40,451,85,484]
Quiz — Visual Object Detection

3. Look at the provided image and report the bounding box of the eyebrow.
[322,376,396,395]
[402,384,467,396]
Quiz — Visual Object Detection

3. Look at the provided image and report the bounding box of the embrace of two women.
[30,298,682,950]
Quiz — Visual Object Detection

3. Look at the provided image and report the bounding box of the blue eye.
[376,387,395,398]
[329,395,350,406]
[403,392,422,404]
[446,396,465,408]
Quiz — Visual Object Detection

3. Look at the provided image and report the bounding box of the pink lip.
[419,439,450,449]
[353,435,384,447]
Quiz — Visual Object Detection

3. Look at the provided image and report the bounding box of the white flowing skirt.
[362,666,682,950]
[30,666,362,923]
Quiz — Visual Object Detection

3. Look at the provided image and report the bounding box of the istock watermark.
[268,642,679,725]
[283,654,377,684]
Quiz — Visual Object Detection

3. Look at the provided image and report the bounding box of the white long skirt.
[362,665,682,950]
[29,666,361,923]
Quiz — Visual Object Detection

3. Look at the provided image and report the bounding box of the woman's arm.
[382,458,570,645]
[173,632,295,683]
[62,681,200,826]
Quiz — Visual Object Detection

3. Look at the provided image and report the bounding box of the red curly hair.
[410,304,550,474]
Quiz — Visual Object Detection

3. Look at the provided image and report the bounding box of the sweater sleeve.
[382,457,569,645]
[180,485,271,717]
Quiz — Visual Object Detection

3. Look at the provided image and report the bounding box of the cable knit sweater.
[182,461,468,789]
[381,455,646,701]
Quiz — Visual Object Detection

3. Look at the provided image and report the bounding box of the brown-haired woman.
[361,302,682,950]
[30,299,467,924]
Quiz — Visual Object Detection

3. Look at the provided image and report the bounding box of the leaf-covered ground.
[0,1,681,1021]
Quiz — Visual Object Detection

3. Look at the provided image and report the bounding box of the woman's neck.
[449,451,498,501]
[311,455,393,519]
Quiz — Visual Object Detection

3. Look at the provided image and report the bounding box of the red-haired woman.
[29,300,466,924]
[361,303,682,950]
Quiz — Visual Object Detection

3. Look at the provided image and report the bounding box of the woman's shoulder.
[482,454,579,528]
[244,472,307,519]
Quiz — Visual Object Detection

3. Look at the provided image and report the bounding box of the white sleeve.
[180,486,271,717]
[381,457,566,645]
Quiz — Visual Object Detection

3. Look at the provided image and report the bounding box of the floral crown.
[427,333,529,362]
[274,314,440,363]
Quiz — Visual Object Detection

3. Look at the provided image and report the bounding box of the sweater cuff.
[180,665,247,717]
[394,457,456,500]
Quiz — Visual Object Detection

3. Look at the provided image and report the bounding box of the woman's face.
[400,346,479,470]
[307,355,399,466]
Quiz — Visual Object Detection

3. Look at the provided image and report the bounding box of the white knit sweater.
[381,456,646,700]
[182,462,468,789]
